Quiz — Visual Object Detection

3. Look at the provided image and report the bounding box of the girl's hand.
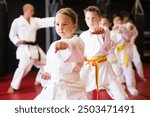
[55,41,68,53]
[41,72,51,80]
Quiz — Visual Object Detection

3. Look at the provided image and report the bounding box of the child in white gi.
[8,4,55,93]
[80,6,128,100]
[111,13,138,96]
[35,8,87,100]
[121,11,146,81]
[100,16,124,84]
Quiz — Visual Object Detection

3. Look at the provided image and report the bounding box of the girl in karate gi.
[121,11,146,81]
[80,6,128,100]
[35,8,87,100]
[8,4,55,93]
[111,13,138,96]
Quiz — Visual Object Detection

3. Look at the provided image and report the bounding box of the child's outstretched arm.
[55,38,84,63]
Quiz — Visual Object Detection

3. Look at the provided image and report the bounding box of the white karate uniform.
[9,15,55,90]
[107,48,124,83]
[123,22,145,79]
[80,30,128,100]
[111,25,138,96]
[35,36,87,100]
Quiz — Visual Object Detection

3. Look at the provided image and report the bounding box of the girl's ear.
[73,23,78,32]
[99,16,102,21]
[74,23,78,30]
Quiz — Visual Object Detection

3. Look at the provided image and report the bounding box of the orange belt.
[116,44,129,68]
[84,55,107,100]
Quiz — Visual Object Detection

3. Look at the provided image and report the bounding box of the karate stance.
[111,13,138,96]
[8,4,55,93]
[121,11,146,81]
[35,8,87,100]
[80,6,128,100]
[100,17,124,84]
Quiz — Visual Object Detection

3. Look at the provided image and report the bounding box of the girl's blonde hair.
[56,8,78,24]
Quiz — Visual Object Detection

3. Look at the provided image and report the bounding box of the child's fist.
[91,27,105,34]
[41,72,51,80]
[55,41,68,53]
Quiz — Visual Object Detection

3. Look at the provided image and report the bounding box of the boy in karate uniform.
[8,3,55,93]
[80,6,128,100]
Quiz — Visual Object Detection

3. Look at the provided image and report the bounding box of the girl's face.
[85,11,101,31]
[55,13,77,39]
[113,17,122,25]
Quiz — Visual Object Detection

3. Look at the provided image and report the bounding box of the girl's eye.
[63,24,67,26]
[92,17,97,19]
[55,23,67,26]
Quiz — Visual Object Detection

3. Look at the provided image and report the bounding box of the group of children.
[8,4,146,100]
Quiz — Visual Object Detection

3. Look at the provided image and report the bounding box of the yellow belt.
[84,55,107,100]
[116,44,129,68]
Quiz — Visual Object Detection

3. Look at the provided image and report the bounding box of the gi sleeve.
[36,17,55,29]
[56,37,84,63]
[9,19,20,46]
